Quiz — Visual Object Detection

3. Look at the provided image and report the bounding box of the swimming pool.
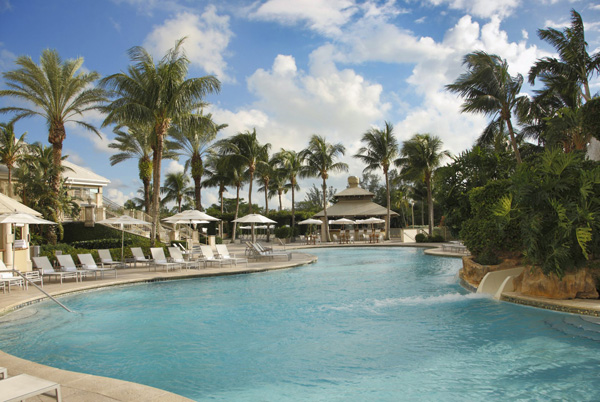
[1,247,599,401]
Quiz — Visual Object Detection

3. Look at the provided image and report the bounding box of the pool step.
[547,315,600,341]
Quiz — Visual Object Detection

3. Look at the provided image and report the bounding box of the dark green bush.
[429,234,445,242]
[460,179,521,264]
[415,233,428,242]
[70,238,132,250]
[275,226,291,239]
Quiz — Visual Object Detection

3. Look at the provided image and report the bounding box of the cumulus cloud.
[106,187,135,206]
[144,6,234,81]
[425,0,521,19]
[165,160,185,174]
[249,0,358,36]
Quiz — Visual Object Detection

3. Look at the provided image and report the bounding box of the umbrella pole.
[251,223,255,244]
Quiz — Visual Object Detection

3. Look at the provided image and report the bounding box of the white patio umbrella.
[329,218,356,225]
[164,210,220,245]
[97,215,151,263]
[0,212,56,269]
[298,218,323,235]
[232,214,277,243]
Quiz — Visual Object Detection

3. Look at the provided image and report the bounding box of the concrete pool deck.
[1,240,600,401]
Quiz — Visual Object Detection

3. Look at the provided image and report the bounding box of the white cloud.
[65,151,86,166]
[144,6,234,81]
[249,0,358,36]
[165,160,185,174]
[106,187,135,206]
[425,0,521,19]
[90,131,116,154]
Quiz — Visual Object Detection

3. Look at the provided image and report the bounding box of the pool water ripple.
[0,247,599,401]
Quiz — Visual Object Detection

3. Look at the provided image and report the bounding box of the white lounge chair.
[128,247,152,267]
[168,247,203,269]
[199,245,229,267]
[251,243,292,261]
[24,270,43,288]
[97,249,122,268]
[216,244,248,267]
[56,255,94,280]
[78,254,118,279]
[0,261,24,292]
[32,257,79,284]
[150,248,182,271]
[0,373,62,402]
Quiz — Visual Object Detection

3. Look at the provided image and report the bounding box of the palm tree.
[256,154,278,242]
[276,149,305,241]
[217,129,270,214]
[354,121,399,240]
[530,9,599,104]
[101,38,220,244]
[302,135,348,242]
[14,142,76,242]
[269,167,288,212]
[228,164,247,241]
[397,133,450,235]
[161,172,193,212]
[110,124,152,213]
[204,153,231,238]
[446,51,526,164]
[170,112,227,211]
[0,122,27,197]
[0,49,106,196]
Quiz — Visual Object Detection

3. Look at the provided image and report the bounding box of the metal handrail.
[1,269,73,313]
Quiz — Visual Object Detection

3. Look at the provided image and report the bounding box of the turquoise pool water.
[1,247,600,401]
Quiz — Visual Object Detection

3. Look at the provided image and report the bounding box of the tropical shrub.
[415,233,428,242]
[509,149,600,276]
[460,179,521,265]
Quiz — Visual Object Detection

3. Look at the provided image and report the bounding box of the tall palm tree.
[276,149,305,241]
[354,121,399,240]
[0,122,27,197]
[446,51,526,164]
[101,38,220,244]
[228,164,246,241]
[110,124,153,213]
[204,153,231,238]
[397,134,450,235]
[170,112,227,211]
[161,172,193,212]
[0,49,106,196]
[269,167,288,212]
[217,129,270,214]
[256,154,278,242]
[530,9,600,104]
[302,135,348,242]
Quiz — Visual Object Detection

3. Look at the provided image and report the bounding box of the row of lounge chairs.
[2,242,293,291]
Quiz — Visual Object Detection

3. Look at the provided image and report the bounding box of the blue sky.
[1,0,599,210]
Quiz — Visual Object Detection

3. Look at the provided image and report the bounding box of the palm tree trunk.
[385,170,390,240]
[291,178,296,243]
[278,190,283,211]
[265,179,270,242]
[7,166,12,198]
[232,184,240,241]
[151,124,167,246]
[194,175,201,211]
[219,185,224,238]
[143,178,151,214]
[505,118,522,164]
[248,173,253,214]
[426,176,433,236]
[322,178,330,242]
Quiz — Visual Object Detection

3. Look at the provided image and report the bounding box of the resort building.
[314,176,398,239]
[0,159,111,223]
